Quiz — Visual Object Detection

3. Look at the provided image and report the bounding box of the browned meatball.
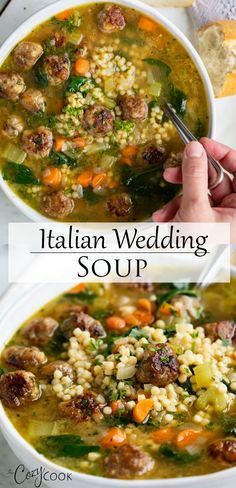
[83,105,114,135]
[2,346,47,370]
[107,193,132,217]
[48,31,67,48]
[21,317,59,346]
[204,321,236,343]
[59,392,103,422]
[14,42,43,71]
[40,361,74,381]
[119,95,147,121]
[41,191,74,219]
[0,370,41,408]
[0,72,26,101]
[139,144,165,166]
[164,152,183,169]
[61,311,106,339]
[43,55,70,86]
[97,4,126,33]
[136,343,179,387]
[20,88,45,113]
[2,114,24,139]
[104,444,154,478]
[23,126,53,159]
[208,438,236,464]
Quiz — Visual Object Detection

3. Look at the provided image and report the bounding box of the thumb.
[181,141,209,210]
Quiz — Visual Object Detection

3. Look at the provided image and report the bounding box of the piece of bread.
[143,1,195,7]
[198,21,236,97]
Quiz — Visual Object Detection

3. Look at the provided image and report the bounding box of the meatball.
[97,4,126,33]
[139,144,165,166]
[107,193,132,217]
[0,370,41,408]
[20,88,45,113]
[0,72,26,101]
[43,54,70,86]
[59,392,103,422]
[2,346,47,370]
[208,438,236,464]
[61,311,106,339]
[14,42,43,71]
[40,361,74,381]
[164,152,183,169]
[48,32,67,48]
[83,105,114,135]
[104,444,154,478]
[204,321,236,343]
[22,126,53,159]
[119,95,147,121]
[41,191,74,219]
[136,343,179,387]
[21,317,59,346]
[2,114,24,139]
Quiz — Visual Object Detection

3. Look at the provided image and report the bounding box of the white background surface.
[0,1,235,487]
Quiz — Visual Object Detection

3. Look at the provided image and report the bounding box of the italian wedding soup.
[0,281,236,480]
[0,3,209,221]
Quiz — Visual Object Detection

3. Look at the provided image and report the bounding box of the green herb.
[50,150,78,168]
[180,379,195,395]
[3,162,40,186]
[43,332,65,356]
[115,120,135,133]
[26,111,56,129]
[67,76,94,93]
[158,289,198,307]
[63,289,97,303]
[87,338,103,352]
[83,188,103,204]
[163,325,176,339]
[221,415,236,436]
[159,444,201,463]
[37,435,99,458]
[52,12,82,32]
[127,327,149,339]
[35,68,48,88]
[104,414,132,427]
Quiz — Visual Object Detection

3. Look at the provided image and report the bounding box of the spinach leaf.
[67,76,94,94]
[169,85,187,115]
[158,289,198,307]
[35,68,48,88]
[159,444,201,463]
[63,289,98,303]
[37,435,99,458]
[122,165,163,196]
[3,162,40,185]
[221,415,236,436]
[83,188,103,204]
[163,325,176,339]
[143,58,171,77]
[50,150,78,168]
[43,331,65,356]
[26,112,56,129]
[180,378,195,395]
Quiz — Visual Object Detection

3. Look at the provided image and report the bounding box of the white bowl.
[0,0,215,223]
[0,280,236,488]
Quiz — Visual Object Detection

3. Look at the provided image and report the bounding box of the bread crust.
[199,20,236,44]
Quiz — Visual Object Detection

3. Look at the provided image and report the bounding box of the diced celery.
[104,76,115,93]
[69,31,83,45]
[103,96,116,109]
[85,142,109,154]
[147,67,155,85]
[196,385,227,413]
[2,143,26,164]
[147,82,162,98]
[194,363,213,389]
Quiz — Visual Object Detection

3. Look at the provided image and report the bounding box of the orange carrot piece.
[133,399,154,423]
[137,298,153,313]
[138,16,157,32]
[106,315,126,331]
[92,173,107,188]
[110,400,123,415]
[55,9,73,20]
[42,167,62,188]
[100,427,127,448]
[54,136,66,152]
[133,310,153,325]
[124,313,141,327]
[152,427,175,444]
[72,137,86,148]
[67,283,86,294]
[159,303,177,316]
[121,145,138,159]
[175,429,202,449]
[76,170,94,188]
[74,58,90,75]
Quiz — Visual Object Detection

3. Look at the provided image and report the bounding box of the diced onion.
[2,143,26,164]
[116,365,136,380]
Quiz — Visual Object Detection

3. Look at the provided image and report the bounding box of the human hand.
[152,139,236,239]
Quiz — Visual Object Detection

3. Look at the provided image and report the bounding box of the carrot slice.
[121,145,138,158]
[124,314,141,327]
[175,429,202,449]
[133,310,153,325]
[55,9,73,20]
[110,400,123,415]
[152,427,175,444]
[76,170,94,188]
[137,298,154,313]
[100,427,127,448]
[92,173,107,188]
[54,136,66,152]
[74,58,90,75]
[42,167,62,188]
[133,399,154,423]
[106,316,126,331]
[67,283,86,294]
[138,16,156,32]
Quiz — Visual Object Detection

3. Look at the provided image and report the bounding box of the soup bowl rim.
[0,277,236,486]
[0,0,215,223]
